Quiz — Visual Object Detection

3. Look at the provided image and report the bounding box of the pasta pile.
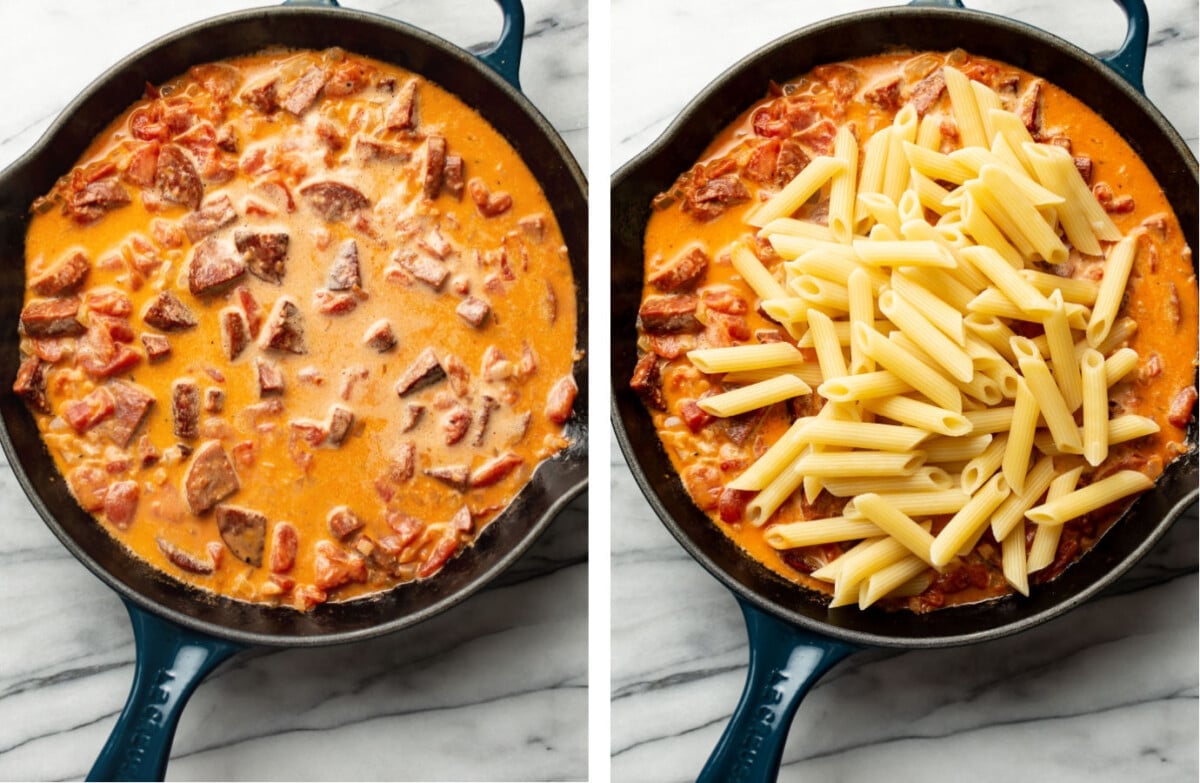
[688,66,1157,609]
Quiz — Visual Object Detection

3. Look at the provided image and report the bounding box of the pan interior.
[611,6,1197,648]
[0,6,588,646]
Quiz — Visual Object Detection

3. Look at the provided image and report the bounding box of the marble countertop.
[0,1,587,781]
[610,1,1198,782]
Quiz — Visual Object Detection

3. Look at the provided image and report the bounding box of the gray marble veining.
[610,1,1198,781]
[0,1,587,781]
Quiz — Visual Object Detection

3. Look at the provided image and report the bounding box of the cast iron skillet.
[0,0,587,779]
[611,0,1196,780]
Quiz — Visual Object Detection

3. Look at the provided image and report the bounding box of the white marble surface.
[611,1,1198,782]
[0,1,587,781]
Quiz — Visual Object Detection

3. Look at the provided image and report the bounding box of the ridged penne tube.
[988,131,1026,177]
[855,324,963,412]
[1014,339,1083,454]
[922,433,994,464]
[964,312,1018,362]
[770,233,860,262]
[853,493,938,565]
[1043,291,1083,412]
[727,418,810,491]
[1093,316,1138,356]
[910,169,954,216]
[878,289,973,381]
[857,192,903,235]
[854,239,955,268]
[930,473,1011,566]
[687,343,804,374]
[810,537,881,582]
[845,488,971,522]
[943,66,988,148]
[951,149,1065,207]
[858,126,891,198]
[787,248,889,291]
[883,105,918,202]
[959,190,1025,268]
[1018,269,1101,305]
[915,111,943,149]
[763,517,882,549]
[898,190,924,225]
[978,165,1069,265]
[697,374,811,417]
[980,360,1021,400]
[847,267,876,374]
[1001,377,1039,494]
[1001,520,1030,596]
[1026,470,1154,526]
[902,141,973,184]
[819,370,913,403]
[1023,142,1103,256]
[759,217,837,242]
[1030,142,1122,241]
[971,80,1003,140]
[891,271,965,345]
[859,556,931,609]
[1103,347,1139,386]
[798,319,891,348]
[722,363,825,387]
[797,419,930,452]
[1087,233,1139,347]
[986,108,1037,174]
[1080,349,1109,467]
[906,265,976,311]
[794,275,851,313]
[731,243,788,301]
[964,406,1015,434]
[862,395,972,437]
[961,180,1036,257]
[991,455,1057,540]
[807,309,849,381]
[830,537,912,605]
[828,124,859,243]
[747,156,844,227]
[961,245,1055,316]
[761,297,820,329]
[792,450,925,477]
[745,460,807,526]
[1106,414,1160,445]
[823,467,953,497]
[1027,466,1082,572]
[960,432,1008,493]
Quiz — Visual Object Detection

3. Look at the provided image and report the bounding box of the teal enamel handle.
[86,601,243,782]
[696,600,858,783]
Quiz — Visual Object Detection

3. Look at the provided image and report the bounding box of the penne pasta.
[991,455,1058,540]
[731,243,788,301]
[1027,465,1082,572]
[930,473,1011,566]
[852,493,938,565]
[687,343,804,374]
[1087,233,1139,347]
[862,394,972,437]
[1001,377,1039,494]
[764,517,883,549]
[747,156,844,227]
[855,323,963,412]
[1026,470,1154,526]
[828,124,860,243]
[697,374,811,417]
[1080,349,1109,466]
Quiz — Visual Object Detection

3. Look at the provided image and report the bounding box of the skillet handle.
[87,601,243,782]
[477,0,526,91]
[278,0,524,90]
[697,599,858,783]
[1099,0,1149,93]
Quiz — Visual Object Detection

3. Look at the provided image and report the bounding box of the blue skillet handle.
[282,0,524,91]
[477,0,526,91]
[907,0,1149,94]
[87,601,244,782]
[1100,0,1149,93]
[696,600,858,783]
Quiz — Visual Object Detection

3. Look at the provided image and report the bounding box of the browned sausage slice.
[235,230,289,284]
[31,250,91,296]
[182,440,241,515]
[259,295,307,354]
[299,181,369,222]
[189,237,246,296]
[327,239,361,290]
[20,297,85,337]
[215,504,268,566]
[182,194,237,242]
[143,291,198,331]
[156,144,203,210]
[157,537,214,574]
[172,380,200,440]
[394,347,446,396]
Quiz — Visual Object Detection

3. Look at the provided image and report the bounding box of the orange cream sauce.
[22,49,577,609]
[640,51,1196,608]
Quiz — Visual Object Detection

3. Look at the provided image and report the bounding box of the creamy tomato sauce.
[16,48,578,611]
[634,50,1196,611]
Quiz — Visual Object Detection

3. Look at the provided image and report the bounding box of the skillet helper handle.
[87,601,243,782]
[697,600,858,783]
[1100,0,1149,93]
[477,0,526,91]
